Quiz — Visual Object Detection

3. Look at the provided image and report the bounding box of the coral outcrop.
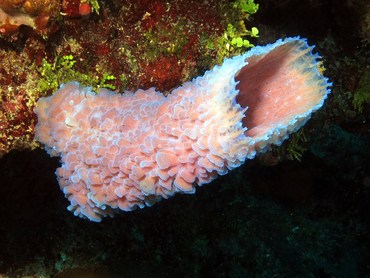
[0,0,59,34]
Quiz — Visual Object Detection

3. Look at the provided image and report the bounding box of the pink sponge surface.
[35,37,330,221]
